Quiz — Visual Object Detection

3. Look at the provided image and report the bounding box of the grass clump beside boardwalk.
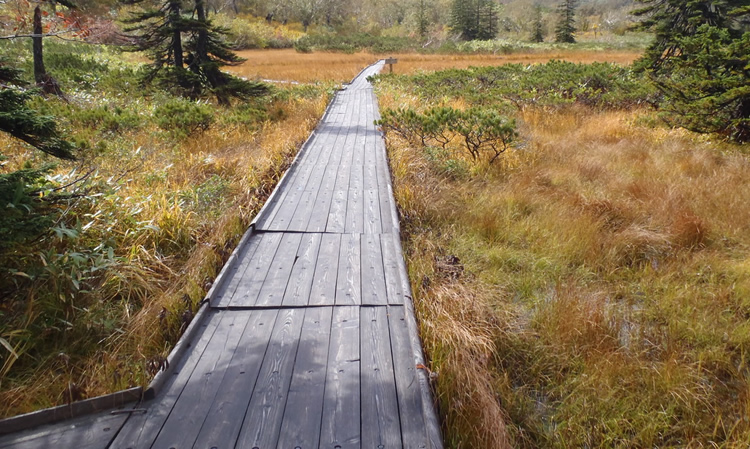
[0,40,333,417]
[374,62,750,447]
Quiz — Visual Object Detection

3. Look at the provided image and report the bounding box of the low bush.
[154,99,214,137]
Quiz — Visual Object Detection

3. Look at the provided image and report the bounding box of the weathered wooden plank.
[191,309,279,449]
[0,408,130,449]
[235,308,306,449]
[0,388,141,436]
[310,233,342,306]
[261,188,303,231]
[228,232,283,308]
[255,233,304,307]
[363,134,380,191]
[307,190,333,233]
[381,233,405,305]
[210,232,264,307]
[326,190,348,234]
[287,190,316,232]
[364,188,383,235]
[388,305,430,448]
[277,307,334,448]
[109,310,223,449]
[361,234,388,306]
[320,306,361,449]
[345,189,365,235]
[282,233,323,307]
[336,233,362,305]
[360,306,402,449]
[150,311,250,449]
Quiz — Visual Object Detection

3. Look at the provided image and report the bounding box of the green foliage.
[375,60,656,109]
[632,0,750,142]
[0,89,76,160]
[450,0,500,40]
[555,0,577,43]
[531,5,546,43]
[154,98,214,136]
[632,0,746,71]
[652,25,750,142]
[0,165,59,251]
[377,106,517,164]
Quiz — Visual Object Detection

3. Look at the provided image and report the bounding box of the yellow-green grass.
[375,81,750,447]
[0,89,330,416]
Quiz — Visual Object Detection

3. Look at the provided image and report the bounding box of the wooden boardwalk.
[0,61,442,449]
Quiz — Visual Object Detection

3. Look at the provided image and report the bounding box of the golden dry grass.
[0,92,329,416]
[229,48,641,83]
[377,76,750,447]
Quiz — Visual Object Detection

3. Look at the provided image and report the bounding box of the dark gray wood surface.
[0,60,443,449]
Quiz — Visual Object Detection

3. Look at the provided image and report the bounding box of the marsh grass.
[229,48,642,84]
[377,82,750,447]
[0,42,330,415]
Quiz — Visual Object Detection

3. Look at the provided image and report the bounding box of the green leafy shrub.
[73,105,141,134]
[154,99,214,137]
[376,60,657,109]
[378,106,517,164]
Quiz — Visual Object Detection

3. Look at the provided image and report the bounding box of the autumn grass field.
[0,41,332,416]
[6,41,746,448]
[374,66,750,446]
[230,48,642,83]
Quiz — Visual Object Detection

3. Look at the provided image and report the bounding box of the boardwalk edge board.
[0,387,141,436]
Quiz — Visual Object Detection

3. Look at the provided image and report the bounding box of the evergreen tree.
[632,0,748,71]
[122,0,269,104]
[416,0,430,40]
[451,0,498,40]
[555,0,577,43]
[632,0,750,142]
[0,58,77,249]
[531,4,545,42]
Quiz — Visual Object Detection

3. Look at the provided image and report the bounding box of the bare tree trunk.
[33,6,46,84]
[169,1,184,68]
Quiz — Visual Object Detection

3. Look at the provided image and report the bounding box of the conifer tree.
[554,0,577,43]
[122,0,268,104]
[450,0,498,40]
[531,4,545,42]
[632,0,750,141]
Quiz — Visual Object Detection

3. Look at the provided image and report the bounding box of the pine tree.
[451,0,498,40]
[632,0,750,142]
[531,4,545,42]
[121,0,269,104]
[555,0,577,43]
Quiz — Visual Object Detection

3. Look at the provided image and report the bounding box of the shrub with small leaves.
[154,99,214,137]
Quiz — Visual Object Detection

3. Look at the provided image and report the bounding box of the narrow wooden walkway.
[0,61,442,449]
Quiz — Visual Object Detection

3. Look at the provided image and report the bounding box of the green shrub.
[154,99,214,137]
[377,106,517,164]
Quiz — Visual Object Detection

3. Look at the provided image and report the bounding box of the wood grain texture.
[320,306,361,449]
[310,233,342,306]
[282,233,323,307]
[388,306,430,448]
[235,308,305,448]
[192,309,278,449]
[277,307,334,448]
[0,409,130,449]
[109,310,223,449]
[150,311,250,449]
[361,234,388,306]
[255,233,304,307]
[360,306,402,449]
[336,233,362,305]
[229,232,283,307]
